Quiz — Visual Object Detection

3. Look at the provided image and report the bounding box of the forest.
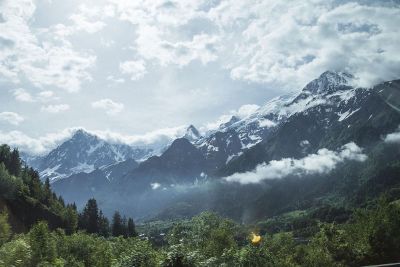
[1,144,400,266]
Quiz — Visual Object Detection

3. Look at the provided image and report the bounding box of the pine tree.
[122,215,128,237]
[112,211,124,237]
[43,178,52,205]
[29,222,57,266]
[127,217,137,237]
[64,206,78,235]
[80,198,99,234]
[8,149,21,177]
[98,211,110,237]
[58,195,65,207]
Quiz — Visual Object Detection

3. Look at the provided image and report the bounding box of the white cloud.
[110,0,400,88]
[69,13,106,34]
[236,104,260,118]
[13,88,34,102]
[51,4,108,37]
[211,0,400,88]
[224,142,367,184]
[0,0,96,92]
[12,88,57,103]
[0,112,24,125]
[119,60,147,80]
[37,91,56,101]
[0,128,78,155]
[91,125,189,148]
[384,127,400,143]
[202,104,260,132]
[109,0,220,66]
[91,99,124,115]
[41,104,70,113]
[135,25,219,66]
[106,75,125,84]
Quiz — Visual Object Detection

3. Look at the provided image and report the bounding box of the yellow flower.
[251,232,261,245]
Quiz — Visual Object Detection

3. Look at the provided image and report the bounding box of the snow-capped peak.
[219,116,240,130]
[303,71,354,95]
[71,129,96,140]
[184,125,201,141]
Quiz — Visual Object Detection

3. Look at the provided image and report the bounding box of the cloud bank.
[224,142,367,184]
[0,125,191,155]
[0,0,96,92]
[0,128,78,155]
[110,0,400,89]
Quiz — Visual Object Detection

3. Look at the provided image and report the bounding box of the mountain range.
[20,71,400,221]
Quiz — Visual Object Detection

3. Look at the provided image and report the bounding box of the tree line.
[78,198,137,238]
[0,144,136,237]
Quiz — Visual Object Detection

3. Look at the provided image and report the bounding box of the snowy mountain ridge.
[23,71,372,183]
[192,71,369,166]
[22,126,203,182]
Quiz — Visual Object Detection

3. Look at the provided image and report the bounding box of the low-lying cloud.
[224,142,367,184]
[384,127,400,143]
[202,104,260,132]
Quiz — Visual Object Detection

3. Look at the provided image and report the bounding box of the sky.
[0,0,400,154]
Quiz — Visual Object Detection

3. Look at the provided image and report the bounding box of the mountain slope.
[26,129,150,182]
[119,138,207,192]
[51,158,139,205]
[222,75,400,175]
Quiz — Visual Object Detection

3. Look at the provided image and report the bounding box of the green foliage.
[127,218,136,237]
[0,237,32,267]
[163,212,239,266]
[98,211,111,237]
[0,210,11,246]
[29,222,57,266]
[1,142,400,266]
[0,145,21,177]
[64,205,79,235]
[56,232,112,267]
[0,199,399,266]
[111,237,159,267]
[0,144,78,232]
[111,211,136,238]
[79,198,100,234]
[0,163,18,199]
[112,211,124,237]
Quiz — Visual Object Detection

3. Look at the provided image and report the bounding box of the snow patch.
[70,162,95,173]
[337,108,360,122]
[258,119,276,128]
